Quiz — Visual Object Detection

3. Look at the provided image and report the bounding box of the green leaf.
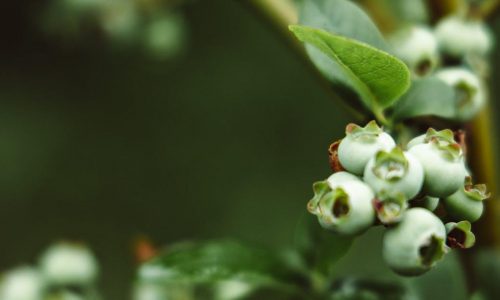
[403,252,467,300]
[136,240,299,299]
[391,76,456,121]
[474,249,500,300]
[298,0,389,51]
[289,25,411,110]
[294,213,353,278]
[330,278,416,300]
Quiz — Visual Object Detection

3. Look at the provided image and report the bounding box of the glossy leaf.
[289,25,411,110]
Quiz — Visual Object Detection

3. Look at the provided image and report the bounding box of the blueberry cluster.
[308,121,489,276]
[387,15,492,121]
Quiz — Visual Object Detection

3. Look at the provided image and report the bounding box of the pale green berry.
[326,171,360,188]
[383,208,447,276]
[435,67,485,121]
[308,172,360,215]
[407,128,456,149]
[308,180,375,235]
[406,134,425,149]
[443,177,489,222]
[408,129,466,197]
[412,196,440,212]
[0,266,44,300]
[435,15,493,57]
[373,191,408,224]
[363,147,424,199]
[39,242,99,286]
[388,25,439,77]
[445,221,476,249]
[338,121,396,175]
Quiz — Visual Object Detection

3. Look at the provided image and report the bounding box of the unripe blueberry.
[364,147,424,199]
[327,171,360,188]
[435,67,485,121]
[373,191,408,224]
[338,121,396,175]
[383,208,447,276]
[443,177,489,222]
[388,26,439,77]
[308,180,375,235]
[435,15,493,57]
[0,266,44,300]
[407,128,456,149]
[411,196,440,212]
[39,242,99,286]
[445,221,476,249]
[408,129,466,197]
[308,172,360,215]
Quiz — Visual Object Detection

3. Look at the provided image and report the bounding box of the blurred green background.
[0,0,499,299]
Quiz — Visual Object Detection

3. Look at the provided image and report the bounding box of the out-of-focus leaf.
[294,213,353,278]
[403,252,467,300]
[135,240,300,300]
[391,76,456,121]
[329,278,417,300]
[474,249,500,299]
[289,25,411,110]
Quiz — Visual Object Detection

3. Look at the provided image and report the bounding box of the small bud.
[388,26,439,77]
[308,180,375,235]
[373,191,408,224]
[363,147,424,199]
[435,68,485,121]
[338,121,396,175]
[434,15,493,57]
[443,177,489,222]
[408,129,467,197]
[383,208,447,276]
[39,242,99,286]
[0,266,44,300]
[445,221,476,249]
